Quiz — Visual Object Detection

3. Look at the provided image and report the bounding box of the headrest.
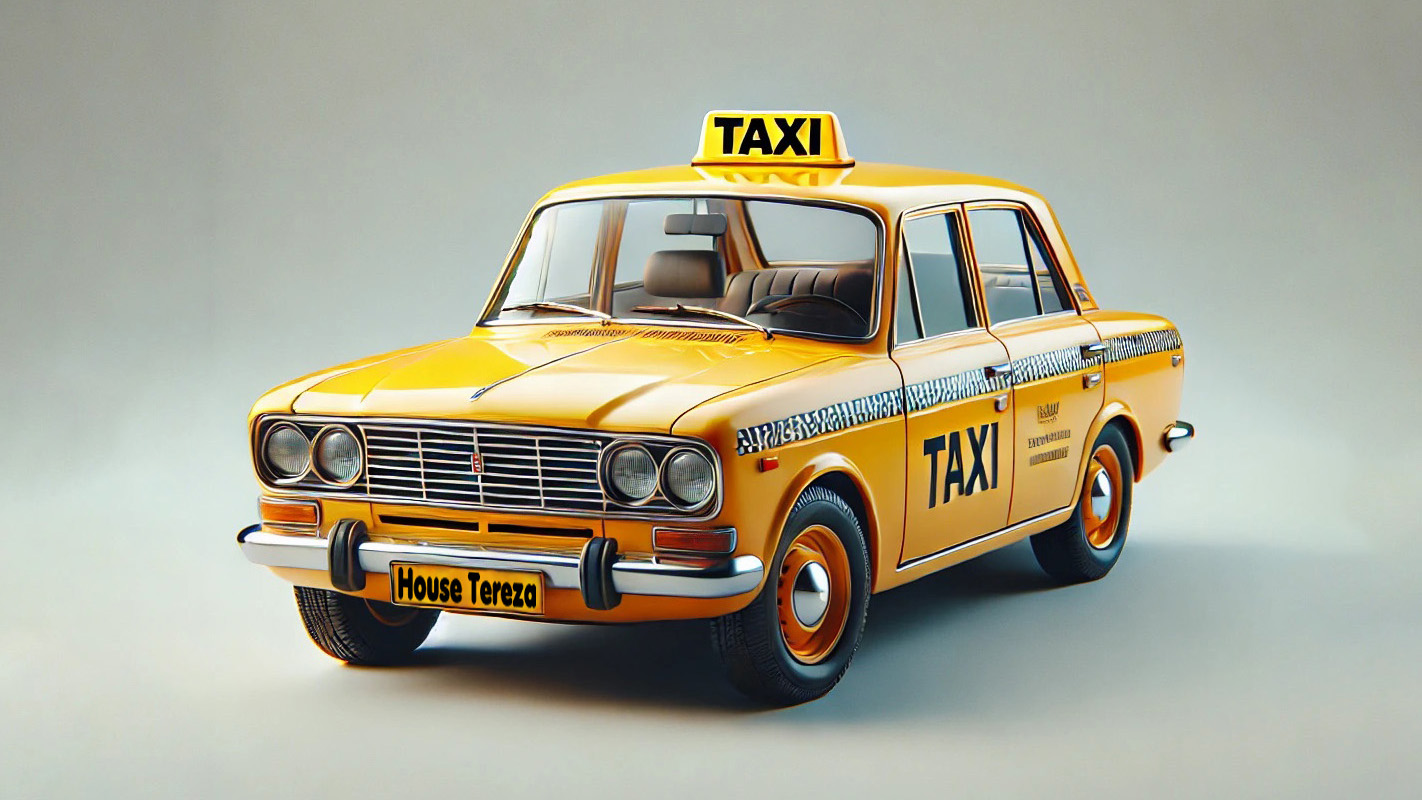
[664,213,728,236]
[644,250,726,298]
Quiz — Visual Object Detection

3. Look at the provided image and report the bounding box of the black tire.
[1030,424,1135,584]
[711,485,871,706]
[294,587,439,665]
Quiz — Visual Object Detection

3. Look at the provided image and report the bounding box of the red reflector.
[759,456,779,472]
[653,528,736,555]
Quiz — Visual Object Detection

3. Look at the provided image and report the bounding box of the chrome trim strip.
[1163,420,1195,453]
[987,309,1079,330]
[611,554,763,598]
[238,530,763,599]
[896,506,1073,571]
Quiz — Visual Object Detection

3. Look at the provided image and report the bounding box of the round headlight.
[314,426,362,485]
[263,424,311,480]
[607,444,657,503]
[662,449,714,509]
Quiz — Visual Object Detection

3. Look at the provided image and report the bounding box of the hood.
[290,326,841,432]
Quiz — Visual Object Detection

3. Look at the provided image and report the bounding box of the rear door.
[964,204,1104,525]
[891,208,1014,565]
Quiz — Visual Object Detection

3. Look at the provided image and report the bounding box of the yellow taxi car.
[238,111,1193,705]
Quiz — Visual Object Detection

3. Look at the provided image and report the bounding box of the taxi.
[238,111,1193,705]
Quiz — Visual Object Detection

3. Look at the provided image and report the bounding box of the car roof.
[539,162,1048,218]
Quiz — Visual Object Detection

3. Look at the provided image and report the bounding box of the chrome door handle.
[984,363,1013,380]
[1083,372,1102,389]
[993,393,1009,412]
[1081,342,1107,359]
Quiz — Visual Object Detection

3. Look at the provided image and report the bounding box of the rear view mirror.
[664,213,728,236]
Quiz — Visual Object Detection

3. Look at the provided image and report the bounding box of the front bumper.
[237,525,764,602]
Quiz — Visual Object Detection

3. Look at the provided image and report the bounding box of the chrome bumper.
[1163,420,1195,453]
[237,527,764,600]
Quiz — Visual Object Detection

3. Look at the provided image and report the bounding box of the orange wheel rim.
[776,524,852,665]
[1081,445,1124,549]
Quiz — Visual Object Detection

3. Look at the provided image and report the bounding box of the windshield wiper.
[505,301,611,323]
[631,304,773,339]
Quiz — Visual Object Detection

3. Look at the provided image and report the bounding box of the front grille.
[255,416,718,518]
[362,423,605,513]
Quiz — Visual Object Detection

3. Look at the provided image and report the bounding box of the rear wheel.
[711,486,870,706]
[1030,425,1134,584]
[294,587,439,665]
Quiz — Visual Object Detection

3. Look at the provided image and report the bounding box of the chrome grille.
[362,423,605,513]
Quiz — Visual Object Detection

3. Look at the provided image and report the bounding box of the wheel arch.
[1080,401,1144,485]
[774,454,884,590]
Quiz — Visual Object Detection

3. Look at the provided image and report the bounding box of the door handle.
[1081,342,1107,359]
[992,393,1009,412]
[1082,372,1102,389]
[984,363,1013,380]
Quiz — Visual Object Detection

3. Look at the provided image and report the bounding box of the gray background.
[3,1,1419,797]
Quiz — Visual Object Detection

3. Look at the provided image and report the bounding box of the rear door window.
[967,207,1073,324]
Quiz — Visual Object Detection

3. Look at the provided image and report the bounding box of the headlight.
[606,444,657,503]
[662,448,714,510]
[263,423,311,480]
[313,426,362,485]
[267,426,314,483]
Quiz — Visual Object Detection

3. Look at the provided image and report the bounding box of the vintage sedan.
[238,111,1192,705]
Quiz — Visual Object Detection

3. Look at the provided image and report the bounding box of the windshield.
[487,197,881,339]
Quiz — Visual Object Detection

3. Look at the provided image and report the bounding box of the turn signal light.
[259,497,319,530]
[653,527,736,555]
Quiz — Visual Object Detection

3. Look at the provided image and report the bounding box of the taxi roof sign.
[692,111,853,168]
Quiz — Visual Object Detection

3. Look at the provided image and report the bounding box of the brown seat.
[721,263,874,321]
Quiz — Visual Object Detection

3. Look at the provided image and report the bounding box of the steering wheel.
[746,294,868,327]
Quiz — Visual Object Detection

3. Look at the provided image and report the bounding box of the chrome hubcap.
[791,561,831,627]
[1090,469,1113,520]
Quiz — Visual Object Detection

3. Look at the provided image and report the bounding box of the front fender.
[773,452,887,591]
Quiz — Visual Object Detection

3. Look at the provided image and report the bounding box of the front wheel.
[711,486,871,706]
[1030,425,1135,583]
[294,587,439,665]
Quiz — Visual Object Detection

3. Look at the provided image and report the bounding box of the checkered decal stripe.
[1103,328,1182,363]
[735,389,904,456]
[904,367,1011,414]
[1008,344,1091,385]
[733,327,1181,456]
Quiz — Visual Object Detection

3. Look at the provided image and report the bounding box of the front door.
[892,209,1014,565]
[964,204,1105,524]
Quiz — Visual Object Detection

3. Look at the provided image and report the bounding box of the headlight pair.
[604,443,715,511]
[262,422,362,486]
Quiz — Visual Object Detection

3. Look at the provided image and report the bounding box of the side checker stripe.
[734,327,1182,456]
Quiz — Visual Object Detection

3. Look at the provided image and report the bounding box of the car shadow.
[355,536,1386,723]
[372,540,1066,715]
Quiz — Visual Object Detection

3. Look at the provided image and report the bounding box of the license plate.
[389,562,544,614]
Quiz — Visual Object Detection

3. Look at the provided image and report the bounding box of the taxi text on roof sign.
[692,111,853,168]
